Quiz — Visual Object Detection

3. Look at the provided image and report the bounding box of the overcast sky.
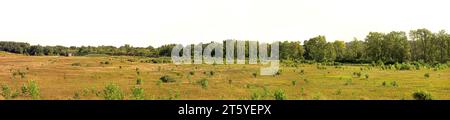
[0,0,449,47]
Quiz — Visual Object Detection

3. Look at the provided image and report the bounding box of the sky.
[0,0,449,47]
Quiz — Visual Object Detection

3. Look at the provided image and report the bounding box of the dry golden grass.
[0,54,449,100]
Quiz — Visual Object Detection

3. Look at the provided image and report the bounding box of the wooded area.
[0,28,449,64]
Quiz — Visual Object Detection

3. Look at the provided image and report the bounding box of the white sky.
[0,0,449,47]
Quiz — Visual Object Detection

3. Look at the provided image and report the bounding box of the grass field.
[0,52,449,100]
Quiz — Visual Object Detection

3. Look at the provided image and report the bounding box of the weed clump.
[160,75,176,83]
[273,89,286,100]
[197,78,209,89]
[131,86,145,100]
[103,83,124,100]
[412,90,433,100]
[1,84,11,99]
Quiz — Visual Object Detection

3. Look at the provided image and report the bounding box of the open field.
[0,53,449,100]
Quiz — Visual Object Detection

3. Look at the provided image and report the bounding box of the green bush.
[131,86,145,100]
[160,75,176,83]
[27,80,40,100]
[103,83,124,100]
[197,78,209,89]
[1,84,11,99]
[21,84,29,95]
[412,90,433,100]
[250,92,261,100]
[291,80,297,86]
[273,89,286,100]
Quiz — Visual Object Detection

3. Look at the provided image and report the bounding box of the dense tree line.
[0,42,169,57]
[0,28,449,64]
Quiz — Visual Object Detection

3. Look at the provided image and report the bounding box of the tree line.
[0,28,449,64]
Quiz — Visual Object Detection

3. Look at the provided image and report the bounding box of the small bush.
[273,89,286,100]
[21,84,29,95]
[197,78,209,89]
[391,81,398,87]
[382,81,398,87]
[412,90,433,100]
[300,87,306,96]
[131,86,145,100]
[300,69,305,75]
[382,81,387,86]
[252,72,257,78]
[1,84,11,99]
[291,80,297,86]
[303,79,309,84]
[353,72,361,78]
[189,71,195,75]
[20,80,41,100]
[250,92,261,100]
[365,74,369,79]
[73,92,81,100]
[344,79,353,85]
[100,61,111,65]
[103,83,124,100]
[71,62,81,66]
[424,73,430,78]
[160,75,176,83]
[275,71,281,76]
[136,78,143,85]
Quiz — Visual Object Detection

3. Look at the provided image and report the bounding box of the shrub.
[273,89,286,100]
[1,84,11,99]
[73,92,81,100]
[382,81,398,87]
[275,71,281,76]
[364,74,369,80]
[252,72,257,78]
[291,80,297,86]
[300,87,305,96]
[344,79,353,85]
[160,75,176,83]
[382,81,387,86]
[424,73,430,78]
[300,69,305,75]
[250,92,261,100]
[412,90,433,100]
[28,80,40,100]
[391,81,398,87]
[303,79,309,84]
[21,84,29,95]
[136,78,143,85]
[197,78,209,89]
[71,62,81,66]
[353,72,361,78]
[100,61,111,65]
[103,83,124,100]
[11,91,19,99]
[189,71,195,75]
[131,86,145,100]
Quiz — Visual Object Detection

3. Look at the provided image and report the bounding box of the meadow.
[0,52,449,100]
